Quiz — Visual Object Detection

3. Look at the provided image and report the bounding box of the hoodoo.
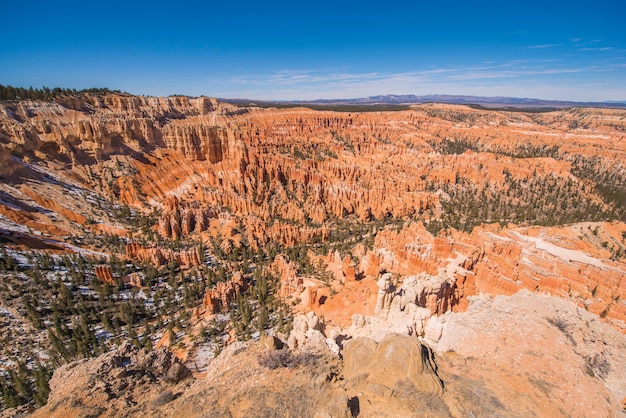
[1,93,625,416]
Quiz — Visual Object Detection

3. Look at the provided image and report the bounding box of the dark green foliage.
[2,96,625,414]
[0,249,19,271]
[0,84,125,101]
[429,137,480,154]
[0,363,51,409]
[292,146,312,160]
[223,100,411,112]
[570,156,626,222]
[331,131,355,153]
[466,104,560,113]
[428,172,613,234]
[492,144,560,159]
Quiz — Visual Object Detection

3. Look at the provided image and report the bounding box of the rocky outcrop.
[287,312,335,354]
[2,97,625,416]
[32,342,191,418]
[0,95,229,165]
[354,221,626,331]
[324,251,358,284]
[271,255,302,298]
[94,265,115,286]
[95,265,144,288]
[0,143,15,176]
[157,197,218,239]
[342,334,443,395]
[22,186,87,225]
[125,272,144,288]
[196,272,247,316]
[125,241,203,268]
[427,291,626,417]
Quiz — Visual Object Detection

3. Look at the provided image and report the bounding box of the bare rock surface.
[31,342,191,418]
[28,301,626,417]
[340,334,448,416]
[430,290,626,417]
[2,97,626,416]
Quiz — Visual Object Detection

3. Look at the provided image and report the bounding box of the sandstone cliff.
[1,95,626,416]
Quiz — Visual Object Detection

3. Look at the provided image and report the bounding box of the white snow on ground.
[3,248,34,267]
[45,270,67,281]
[147,174,205,206]
[59,241,109,258]
[78,286,96,296]
[0,213,30,234]
[512,231,623,272]
[94,326,113,343]
[13,156,84,190]
[0,185,28,211]
[190,344,214,372]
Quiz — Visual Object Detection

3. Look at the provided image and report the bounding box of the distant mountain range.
[225,94,626,110]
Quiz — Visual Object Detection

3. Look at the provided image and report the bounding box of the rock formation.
[157,197,218,239]
[374,272,392,314]
[428,290,626,417]
[285,311,344,356]
[94,265,115,286]
[2,94,626,416]
[31,342,191,418]
[95,265,145,288]
[271,255,303,298]
[342,334,443,396]
[125,241,203,268]
[321,221,626,331]
[125,272,144,288]
[196,271,247,316]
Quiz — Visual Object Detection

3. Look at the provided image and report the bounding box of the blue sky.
[1,0,625,101]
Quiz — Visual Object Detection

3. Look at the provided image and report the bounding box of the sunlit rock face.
[2,94,626,417]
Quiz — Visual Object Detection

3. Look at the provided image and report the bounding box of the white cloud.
[579,47,613,52]
[526,44,563,49]
[209,60,626,102]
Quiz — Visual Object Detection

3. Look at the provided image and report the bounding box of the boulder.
[342,334,443,395]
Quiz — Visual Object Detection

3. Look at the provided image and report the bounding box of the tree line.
[0,84,124,101]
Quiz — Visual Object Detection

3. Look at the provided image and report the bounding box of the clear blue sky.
[1,0,625,101]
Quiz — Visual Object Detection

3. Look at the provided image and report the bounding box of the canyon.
[0,93,625,416]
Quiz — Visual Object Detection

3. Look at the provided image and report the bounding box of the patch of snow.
[165,176,204,199]
[94,327,113,342]
[190,344,215,372]
[59,241,109,258]
[4,248,34,267]
[13,156,84,190]
[512,231,622,272]
[0,214,30,234]
[78,286,95,296]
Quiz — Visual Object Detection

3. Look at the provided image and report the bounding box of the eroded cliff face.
[2,95,626,416]
[275,220,625,333]
[0,95,228,166]
[1,97,625,331]
[29,294,626,418]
